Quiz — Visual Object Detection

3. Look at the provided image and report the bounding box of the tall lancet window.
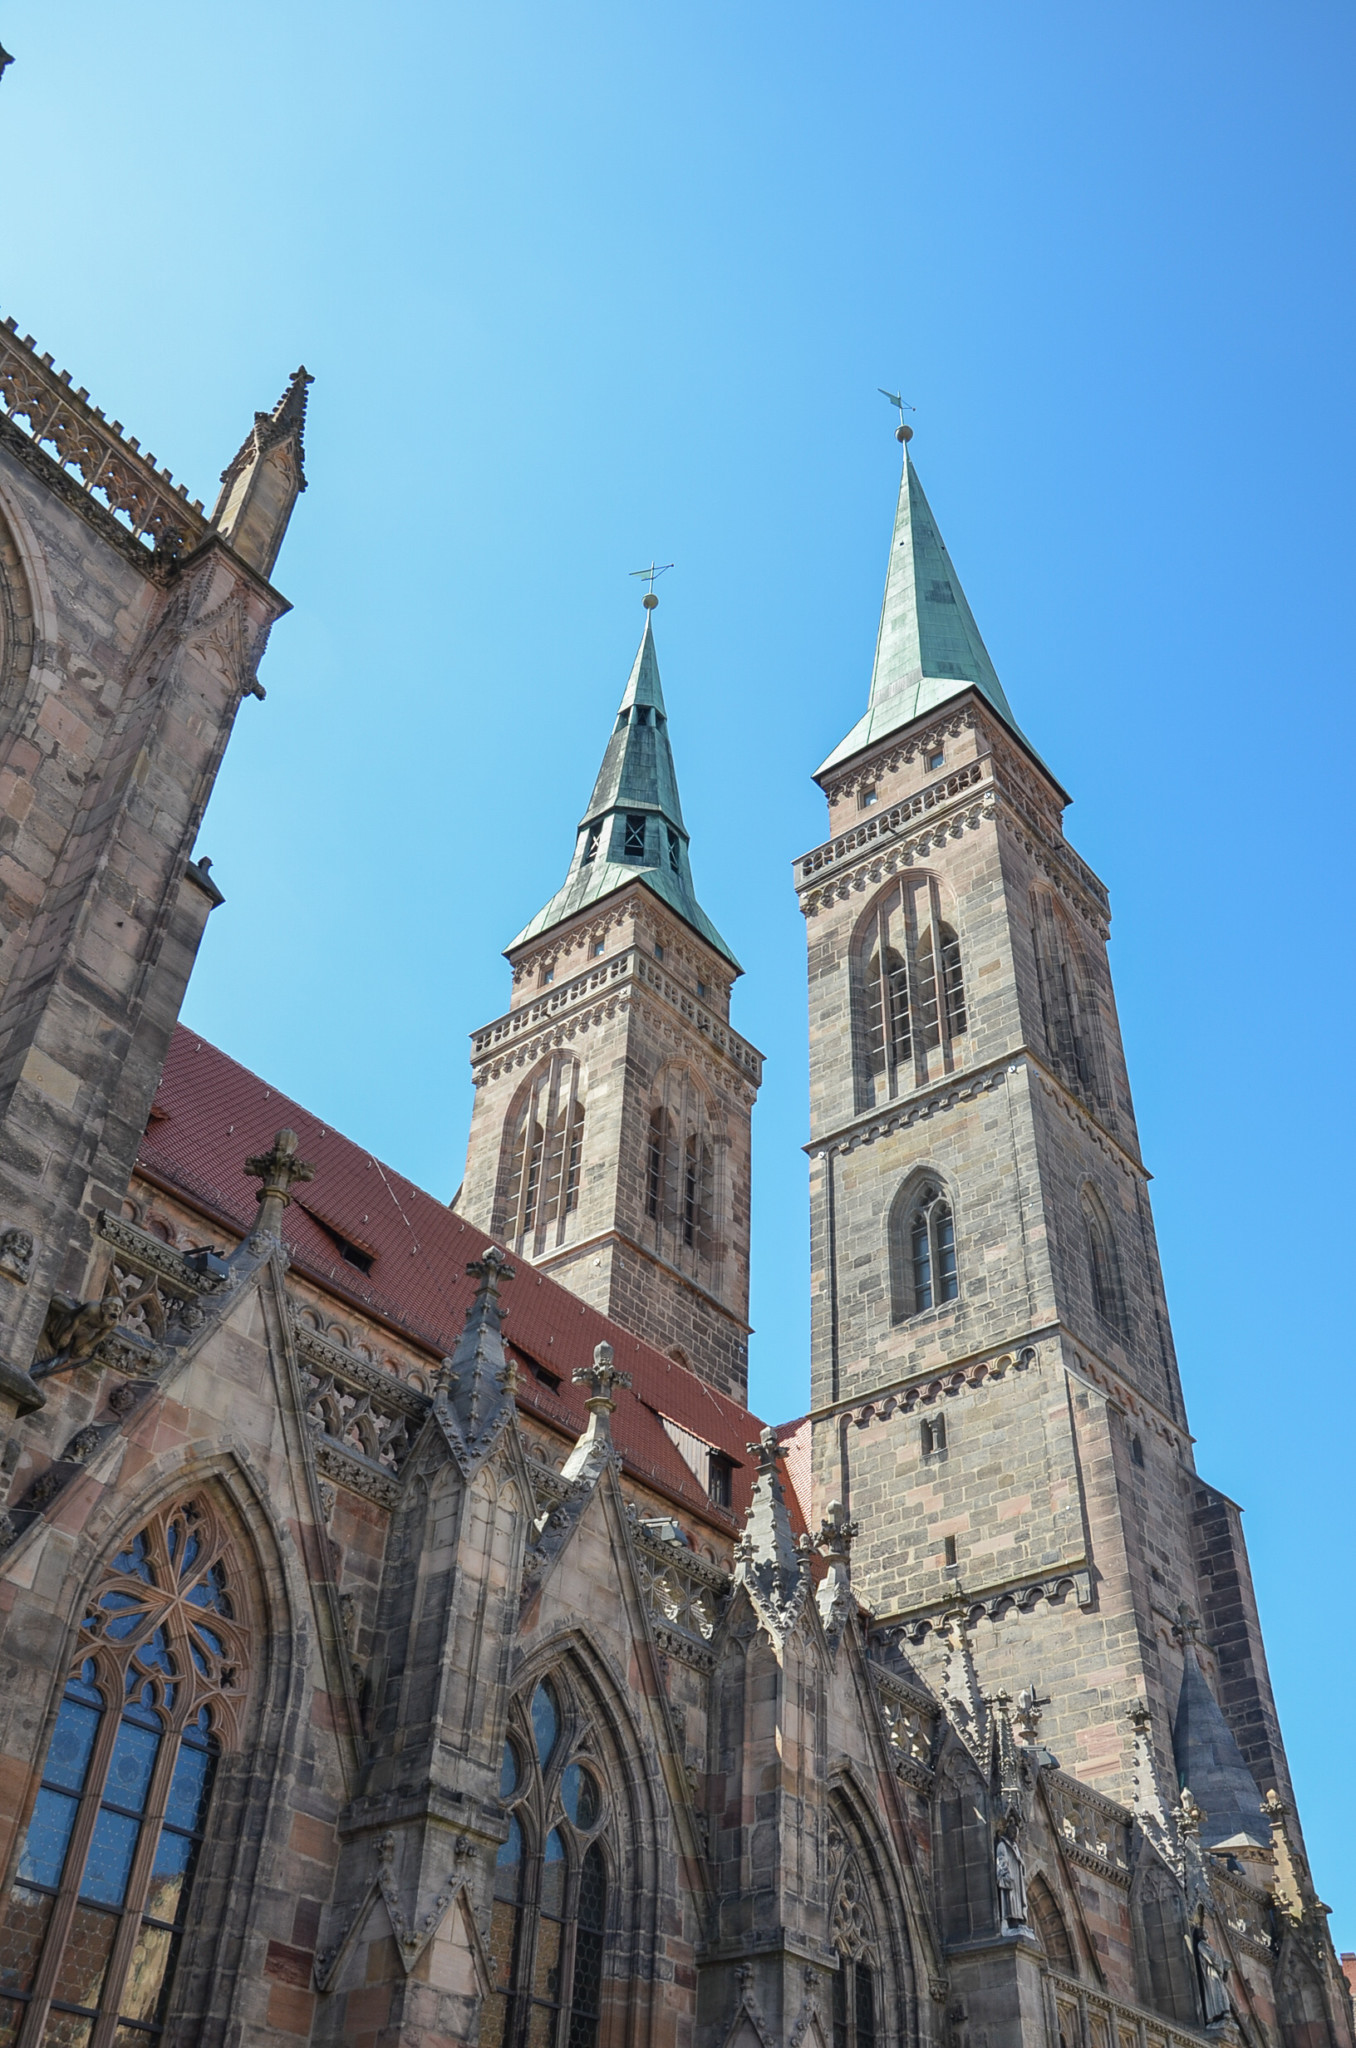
[893,1181,959,1319]
[855,876,966,1107]
[1030,890,1105,1117]
[830,1857,879,2048]
[0,1497,246,2046]
[483,1678,609,2048]
[502,1057,587,1256]
[643,1069,717,1275]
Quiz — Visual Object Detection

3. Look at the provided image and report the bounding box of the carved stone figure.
[1195,1926,1231,2026]
[996,1830,1028,1927]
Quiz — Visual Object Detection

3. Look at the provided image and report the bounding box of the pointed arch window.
[1080,1186,1126,1337]
[0,1497,246,2047]
[831,1857,879,2048]
[1029,1874,1076,1974]
[896,1183,957,1318]
[855,878,965,1107]
[1031,892,1105,1115]
[483,1679,609,2048]
[644,1072,717,1275]
[503,1057,587,1256]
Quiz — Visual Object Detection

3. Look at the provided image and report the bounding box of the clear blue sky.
[4,0,1353,1939]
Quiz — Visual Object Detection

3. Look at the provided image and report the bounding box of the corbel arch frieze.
[799,792,998,920]
[821,706,980,809]
[474,992,629,1085]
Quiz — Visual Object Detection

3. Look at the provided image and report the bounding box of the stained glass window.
[0,1498,244,2047]
[485,1676,609,2048]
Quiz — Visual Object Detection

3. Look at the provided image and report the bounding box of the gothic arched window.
[855,877,966,1108]
[1031,891,1106,1116]
[894,1183,958,1318]
[483,1677,609,2048]
[502,1057,587,1256]
[0,1497,246,2045]
[1080,1186,1125,1337]
[1029,1873,1076,1974]
[643,1071,717,1276]
[831,1857,878,2048]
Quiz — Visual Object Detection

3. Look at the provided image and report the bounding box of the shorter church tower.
[459,601,762,1402]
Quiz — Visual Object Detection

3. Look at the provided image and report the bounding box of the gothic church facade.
[0,317,1347,2048]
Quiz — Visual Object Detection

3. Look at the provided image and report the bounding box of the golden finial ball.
[897,424,913,443]
[643,592,659,610]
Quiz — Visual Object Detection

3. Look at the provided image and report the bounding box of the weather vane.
[629,561,673,611]
[878,388,916,443]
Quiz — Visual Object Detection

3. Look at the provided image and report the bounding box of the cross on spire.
[629,561,673,610]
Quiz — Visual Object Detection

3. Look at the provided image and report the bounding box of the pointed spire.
[436,1247,517,1455]
[1169,1610,1266,1850]
[212,366,313,579]
[815,1499,858,1637]
[509,607,740,969]
[817,429,1029,780]
[937,1599,989,1763]
[735,1427,809,1636]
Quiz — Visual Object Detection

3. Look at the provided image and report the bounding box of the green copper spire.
[510,611,740,970]
[817,432,1030,778]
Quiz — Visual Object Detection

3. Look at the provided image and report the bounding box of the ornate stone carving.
[0,1227,34,1284]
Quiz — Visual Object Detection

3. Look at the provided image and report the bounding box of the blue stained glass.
[541,1828,567,1917]
[186,1564,231,1617]
[17,1786,79,1888]
[144,1825,195,1926]
[105,1719,159,1814]
[163,1740,212,1835]
[496,1814,523,1871]
[44,1698,101,1794]
[67,1662,102,1707]
[561,1763,599,1829]
[531,1682,559,1767]
[500,1741,519,1798]
[135,1630,173,1676]
[99,1591,147,1641]
[111,1533,154,1584]
[193,1626,224,1659]
[81,1807,140,1906]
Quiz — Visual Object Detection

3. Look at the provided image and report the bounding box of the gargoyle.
[34,1276,164,1378]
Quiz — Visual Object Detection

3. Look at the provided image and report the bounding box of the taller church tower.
[798,424,1300,1841]
[459,602,762,1401]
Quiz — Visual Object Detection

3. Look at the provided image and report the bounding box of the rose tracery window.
[483,1678,609,2048]
[0,1498,246,2048]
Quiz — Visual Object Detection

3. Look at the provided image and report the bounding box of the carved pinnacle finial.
[243,1128,314,1238]
[746,1423,786,1469]
[1173,1602,1203,1647]
[572,1340,632,1410]
[817,1499,858,1562]
[466,1244,515,1306]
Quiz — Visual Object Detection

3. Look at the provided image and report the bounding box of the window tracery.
[830,1858,878,2048]
[483,1677,609,2048]
[1080,1186,1125,1337]
[892,1182,958,1320]
[0,1497,246,2047]
[643,1070,717,1276]
[1031,891,1104,1114]
[854,878,965,1108]
[502,1057,587,1256]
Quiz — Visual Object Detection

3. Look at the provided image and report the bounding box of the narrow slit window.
[623,814,647,860]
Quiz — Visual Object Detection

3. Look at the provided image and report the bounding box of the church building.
[0,314,1348,2048]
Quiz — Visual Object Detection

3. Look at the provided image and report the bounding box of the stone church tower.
[458,610,762,1402]
[798,419,1319,1959]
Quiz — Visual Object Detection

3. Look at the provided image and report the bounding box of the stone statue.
[995,1830,1028,1927]
[1194,1925,1231,2026]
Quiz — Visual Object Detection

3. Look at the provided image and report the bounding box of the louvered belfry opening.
[857,875,966,1107]
[502,1055,587,1257]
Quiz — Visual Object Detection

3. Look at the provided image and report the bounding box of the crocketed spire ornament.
[815,1498,858,1638]
[561,1342,632,1485]
[735,1427,808,1640]
[435,1246,518,1464]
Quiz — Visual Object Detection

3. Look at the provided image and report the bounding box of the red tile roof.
[139,1027,776,1535]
